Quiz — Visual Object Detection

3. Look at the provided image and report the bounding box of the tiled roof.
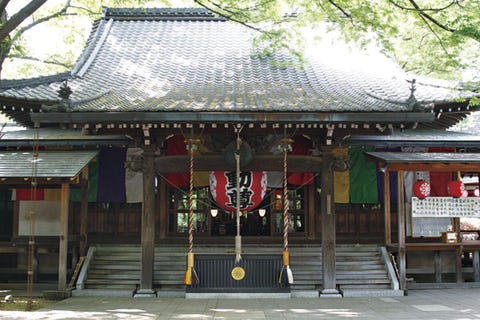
[0,150,97,178]
[342,129,480,148]
[0,7,476,117]
[0,128,134,147]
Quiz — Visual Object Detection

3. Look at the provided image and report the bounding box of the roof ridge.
[0,72,70,89]
[102,7,226,21]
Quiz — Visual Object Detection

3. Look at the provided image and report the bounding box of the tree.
[0,0,154,79]
[2,0,479,82]
[0,0,48,77]
[192,0,480,81]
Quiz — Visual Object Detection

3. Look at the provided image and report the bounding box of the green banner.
[349,147,378,204]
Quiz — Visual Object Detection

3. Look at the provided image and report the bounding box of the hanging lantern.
[447,181,465,198]
[474,188,480,197]
[209,171,267,212]
[413,180,430,199]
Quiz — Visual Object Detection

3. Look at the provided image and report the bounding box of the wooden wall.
[69,201,397,244]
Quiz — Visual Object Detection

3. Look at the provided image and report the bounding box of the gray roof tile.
[0,150,97,178]
[0,8,476,114]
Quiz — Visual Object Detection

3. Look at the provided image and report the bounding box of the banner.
[349,147,378,204]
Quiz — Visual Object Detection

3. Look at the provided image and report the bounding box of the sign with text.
[412,196,480,218]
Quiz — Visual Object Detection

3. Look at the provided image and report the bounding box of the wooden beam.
[397,170,406,293]
[154,154,322,173]
[79,168,88,257]
[58,183,69,292]
[320,153,341,297]
[384,171,391,245]
[137,152,156,296]
[158,177,167,239]
[0,178,75,186]
[308,184,315,240]
[387,163,480,172]
[30,111,435,125]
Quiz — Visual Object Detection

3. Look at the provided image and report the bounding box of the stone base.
[319,289,343,298]
[186,292,291,299]
[133,289,157,298]
[290,290,319,298]
[43,290,68,300]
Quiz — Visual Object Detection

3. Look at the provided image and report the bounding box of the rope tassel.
[183,252,199,286]
[279,250,294,285]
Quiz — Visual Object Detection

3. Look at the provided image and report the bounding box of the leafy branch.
[8,54,72,69]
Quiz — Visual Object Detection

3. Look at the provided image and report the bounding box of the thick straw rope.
[283,143,289,252]
[184,138,199,286]
[27,127,39,309]
[187,144,194,255]
[235,131,242,264]
[279,138,294,285]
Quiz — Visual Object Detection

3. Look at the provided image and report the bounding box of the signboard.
[412,197,480,218]
[18,201,61,236]
[412,217,452,237]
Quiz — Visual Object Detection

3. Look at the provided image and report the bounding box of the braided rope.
[283,144,289,252]
[187,145,194,254]
[27,127,39,309]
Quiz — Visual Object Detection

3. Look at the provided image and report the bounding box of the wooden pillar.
[136,151,157,296]
[158,178,167,239]
[58,183,69,292]
[383,171,391,245]
[397,170,407,293]
[473,250,480,282]
[456,245,463,283]
[308,184,316,240]
[320,153,341,297]
[79,168,88,257]
[434,251,442,283]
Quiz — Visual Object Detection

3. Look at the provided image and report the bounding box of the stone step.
[88,274,140,280]
[90,264,140,270]
[84,244,392,294]
[337,279,390,285]
[341,289,404,297]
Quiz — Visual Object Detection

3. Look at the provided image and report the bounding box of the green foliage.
[1,0,479,81]
[2,0,155,79]
[196,0,480,80]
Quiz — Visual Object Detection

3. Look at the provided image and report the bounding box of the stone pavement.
[1,288,480,319]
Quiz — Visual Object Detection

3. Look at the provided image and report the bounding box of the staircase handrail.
[76,246,96,290]
[380,246,399,291]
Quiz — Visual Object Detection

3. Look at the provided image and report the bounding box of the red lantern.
[447,181,465,198]
[413,180,430,199]
[209,171,267,212]
[474,188,480,197]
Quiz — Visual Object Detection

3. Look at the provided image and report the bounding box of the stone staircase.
[336,245,402,297]
[74,243,401,297]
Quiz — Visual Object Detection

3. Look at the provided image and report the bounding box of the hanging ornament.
[209,171,267,212]
[447,181,465,198]
[474,188,480,197]
[413,180,430,199]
